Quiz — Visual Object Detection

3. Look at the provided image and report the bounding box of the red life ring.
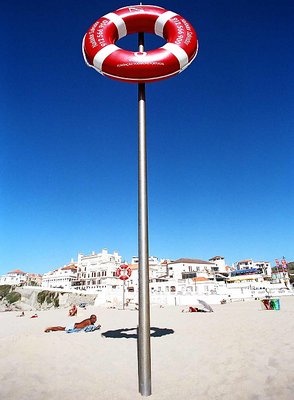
[82,5,198,83]
[116,264,132,281]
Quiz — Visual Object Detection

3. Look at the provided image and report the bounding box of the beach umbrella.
[196,299,214,312]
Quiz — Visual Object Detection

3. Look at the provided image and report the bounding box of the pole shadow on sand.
[101,327,174,339]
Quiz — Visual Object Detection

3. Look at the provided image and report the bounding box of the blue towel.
[84,325,99,332]
[65,328,82,333]
[65,325,99,333]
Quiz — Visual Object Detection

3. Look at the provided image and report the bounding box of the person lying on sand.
[182,306,209,313]
[44,314,101,333]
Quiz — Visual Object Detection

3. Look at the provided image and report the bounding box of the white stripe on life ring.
[161,43,189,69]
[103,12,127,39]
[155,11,178,37]
[93,44,119,71]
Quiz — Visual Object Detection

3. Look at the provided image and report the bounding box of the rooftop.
[7,269,26,275]
[169,258,214,265]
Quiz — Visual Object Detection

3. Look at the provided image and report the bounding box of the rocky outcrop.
[0,286,97,312]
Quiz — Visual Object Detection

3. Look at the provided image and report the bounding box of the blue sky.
[1,1,293,274]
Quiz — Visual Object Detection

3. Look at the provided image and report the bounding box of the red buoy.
[82,5,198,83]
[116,264,132,281]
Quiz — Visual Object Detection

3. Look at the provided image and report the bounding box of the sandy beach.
[0,297,293,400]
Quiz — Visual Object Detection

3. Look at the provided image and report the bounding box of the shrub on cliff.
[6,291,21,304]
[0,285,12,299]
[37,290,59,307]
[37,290,47,304]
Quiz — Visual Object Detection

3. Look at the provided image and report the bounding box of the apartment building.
[72,249,122,291]
[167,258,216,280]
[0,269,27,285]
[42,261,77,290]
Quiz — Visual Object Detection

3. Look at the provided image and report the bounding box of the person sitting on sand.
[17,311,25,317]
[44,314,100,333]
[68,304,77,316]
[189,306,204,313]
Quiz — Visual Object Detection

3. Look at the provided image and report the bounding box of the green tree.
[6,291,21,304]
[0,285,12,299]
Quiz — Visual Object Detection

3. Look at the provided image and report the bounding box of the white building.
[167,258,216,280]
[130,256,169,280]
[72,249,122,291]
[233,259,271,275]
[42,261,77,290]
[209,256,229,273]
[253,261,271,276]
[235,259,254,270]
[0,269,27,286]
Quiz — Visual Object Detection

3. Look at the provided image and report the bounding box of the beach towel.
[84,325,100,332]
[65,323,75,332]
[65,328,82,333]
[65,324,100,333]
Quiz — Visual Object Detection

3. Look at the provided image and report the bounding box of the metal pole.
[123,280,125,310]
[137,31,151,397]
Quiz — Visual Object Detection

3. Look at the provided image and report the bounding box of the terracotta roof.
[169,258,214,265]
[8,269,26,275]
[192,277,210,282]
[128,264,138,270]
[62,265,77,271]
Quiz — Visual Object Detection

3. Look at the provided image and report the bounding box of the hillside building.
[0,269,27,286]
[42,261,77,290]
